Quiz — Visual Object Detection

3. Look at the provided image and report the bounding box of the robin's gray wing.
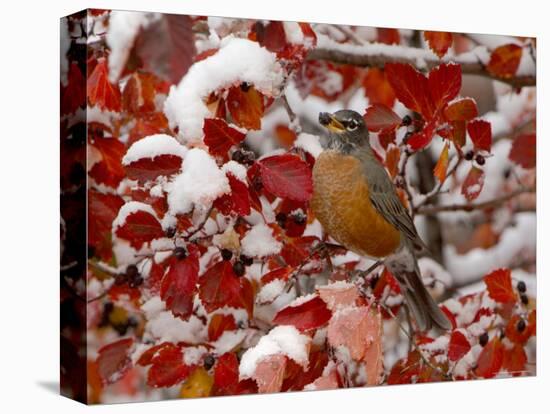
[362,157,428,251]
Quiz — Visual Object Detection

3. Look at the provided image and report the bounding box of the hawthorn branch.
[307,44,536,88]
[414,156,462,210]
[281,93,302,134]
[415,186,535,215]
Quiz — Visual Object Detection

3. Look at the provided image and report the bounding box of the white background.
[0,0,546,412]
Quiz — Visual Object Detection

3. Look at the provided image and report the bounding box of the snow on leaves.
[113,202,165,249]
[461,166,485,202]
[122,134,186,183]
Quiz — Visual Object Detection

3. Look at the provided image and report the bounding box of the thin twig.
[88,260,118,276]
[184,205,214,241]
[415,186,535,215]
[333,25,364,46]
[382,304,451,379]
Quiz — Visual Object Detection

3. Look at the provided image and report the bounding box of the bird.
[311,109,451,331]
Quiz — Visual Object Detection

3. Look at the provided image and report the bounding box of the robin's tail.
[385,246,451,332]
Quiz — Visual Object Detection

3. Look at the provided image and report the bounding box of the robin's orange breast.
[311,150,401,258]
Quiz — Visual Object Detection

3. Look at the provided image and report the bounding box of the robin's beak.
[319,112,345,133]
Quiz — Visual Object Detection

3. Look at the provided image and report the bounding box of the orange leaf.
[502,344,528,376]
[362,68,396,108]
[385,63,433,119]
[487,44,523,79]
[227,85,265,130]
[484,268,516,303]
[377,28,400,45]
[363,308,383,385]
[444,98,478,121]
[424,31,453,58]
[433,142,450,183]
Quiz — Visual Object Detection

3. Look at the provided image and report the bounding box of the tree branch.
[415,186,535,215]
[307,43,535,88]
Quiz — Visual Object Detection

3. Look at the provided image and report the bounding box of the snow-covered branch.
[307,35,535,88]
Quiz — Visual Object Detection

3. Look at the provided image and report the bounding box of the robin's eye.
[347,119,359,131]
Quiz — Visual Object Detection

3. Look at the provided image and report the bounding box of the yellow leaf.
[179,367,213,399]
[433,142,449,183]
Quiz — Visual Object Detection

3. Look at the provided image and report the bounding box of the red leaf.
[199,260,252,313]
[364,104,402,132]
[428,63,462,112]
[448,330,471,362]
[122,72,157,114]
[87,58,121,111]
[160,254,199,319]
[208,314,237,342]
[273,296,332,332]
[377,28,400,45]
[487,44,523,79]
[61,63,86,115]
[227,85,265,130]
[509,133,536,169]
[213,352,239,391]
[203,118,246,156]
[253,354,288,393]
[385,63,433,119]
[461,166,485,201]
[125,154,183,184]
[214,173,251,216]
[362,68,396,108]
[255,21,288,53]
[280,236,318,267]
[261,266,293,284]
[467,119,492,152]
[475,337,504,378]
[444,98,478,121]
[96,338,134,385]
[407,119,437,151]
[502,344,528,376]
[258,154,313,202]
[115,208,165,249]
[88,190,124,261]
[147,344,192,387]
[89,137,126,188]
[128,113,170,145]
[135,14,196,84]
[484,268,516,303]
[424,31,453,58]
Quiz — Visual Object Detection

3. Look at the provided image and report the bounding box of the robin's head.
[319,110,369,152]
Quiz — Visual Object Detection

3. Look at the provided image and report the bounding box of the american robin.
[312,109,451,331]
